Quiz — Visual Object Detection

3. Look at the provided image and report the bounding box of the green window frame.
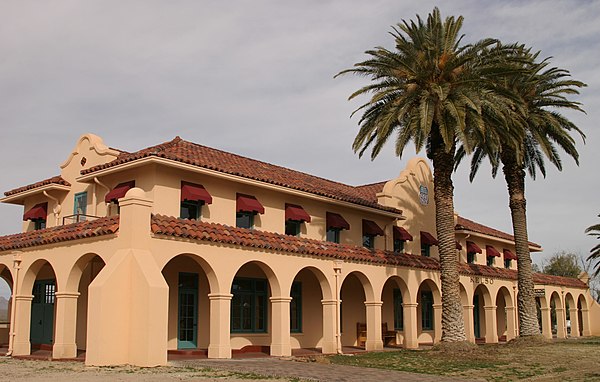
[393,239,405,253]
[231,278,267,333]
[326,228,340,243]
[421,244,431,257]
[467,252,476,264]
[180,200,202,220]
[393,288,403,330]
[504,259,511,269]
[487,256,495,267]
[236,212,255,229]
[33,219,46,230]
[285,220,301,236]
[362,234,375,249]
[290,282,302,333]
[73,192,87,217]
[421,291,434,330]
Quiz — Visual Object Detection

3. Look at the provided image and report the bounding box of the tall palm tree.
[585,215,600,277]
[336,8,522,342]
[456,50,586,336]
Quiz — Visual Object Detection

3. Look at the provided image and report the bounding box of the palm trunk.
[431,138,466,342]
[501,149,540,336]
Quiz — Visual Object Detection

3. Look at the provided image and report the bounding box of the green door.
[473,294,481,339]
[178,273,198,349]
[31,279,55,345]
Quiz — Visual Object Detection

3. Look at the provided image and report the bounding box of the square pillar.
[402,303,418,349]
[484,305,498,343]
[581,308,591,336]
[270,296,292,356]
[207,293,232,358]
[11,295,33,356]
[555,307,567,339]
[464,304,475,343]
[540,307,552,339]
[52,292,80,359]
[364,301,383,351]
[505,306,517,341]
[433,304,442,343]
[569,308,579,337]
[321,299,338,354]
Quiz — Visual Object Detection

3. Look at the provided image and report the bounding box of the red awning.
[456,241,463,250]
[362,219,384,236]
[285,204,311,222]
[503,249,518,260]
[23,202,47,221]
[420,231,439,246]
[105,181,135,203]
[181,182,212,204]
[467,241,483,254]
[326,212,350,230]
[486,245,501,257]
[236,194,264,214]
[393,226,413,241]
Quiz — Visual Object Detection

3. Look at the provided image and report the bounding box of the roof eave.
[78,156,405,218]
[1,184,71,205]
[455,229,543,252]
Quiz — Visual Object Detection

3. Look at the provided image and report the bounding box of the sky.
[0,1,599,297]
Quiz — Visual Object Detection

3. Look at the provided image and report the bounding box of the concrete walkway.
[175,357,478,382]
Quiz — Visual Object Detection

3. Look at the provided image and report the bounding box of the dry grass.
[329,337,600,381]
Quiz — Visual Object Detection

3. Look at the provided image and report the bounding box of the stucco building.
[0,133,598,366]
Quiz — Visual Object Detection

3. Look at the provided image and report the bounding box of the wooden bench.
[356,322,397,347]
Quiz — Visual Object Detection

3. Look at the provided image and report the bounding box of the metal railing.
[62,214,101,225]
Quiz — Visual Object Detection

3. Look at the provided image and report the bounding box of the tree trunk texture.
[431,138,467,342]
[501,149,540,337]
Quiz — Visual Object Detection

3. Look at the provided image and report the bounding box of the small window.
[290,282,302,333]
[363,234,375,249]
[236,212,254,229]
[487,256,495,267]
[421,244,431,257]
[33,219,46,230]
[74,192,87,218]
[394,239,405,253]
[504,259,511,269]
[393,288,403,330]
[180,200,202,220]
[421,291,434,330]
[467,252,476,264]
[326,228,340,243]
[285,220,301,236]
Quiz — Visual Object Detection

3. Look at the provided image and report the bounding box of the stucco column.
[12,295,33,356]
[364,301,383,351]
[581,308,591,336]
[207,293,232,359]
[505,306,516,341]
[270,296,292,356]
[432,304,442,343]
[484,305,498,343]
[555,307,566,339]
[52,292,80,359]
[540,307,552,339]
[569,307,579,337]
[321,299,337,354]
[402,303,418,349]
[463,304,475,343]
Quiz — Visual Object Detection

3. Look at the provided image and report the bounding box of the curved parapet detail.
[60,134,121,170]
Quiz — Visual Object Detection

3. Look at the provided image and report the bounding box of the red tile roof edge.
[151,215,585,289]
[456,216,542,249]
[79,137,401,214]
[4,176,71,197]
[0,216,119,252]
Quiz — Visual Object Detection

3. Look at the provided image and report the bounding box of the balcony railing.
[62,214,102,225]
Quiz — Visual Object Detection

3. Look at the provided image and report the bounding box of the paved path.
[175,357,478,382]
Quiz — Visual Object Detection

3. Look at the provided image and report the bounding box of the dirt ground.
[0,358,291,382]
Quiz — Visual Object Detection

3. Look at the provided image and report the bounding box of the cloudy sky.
[0,1,598,295]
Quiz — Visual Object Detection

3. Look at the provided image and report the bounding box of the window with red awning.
[393,226,413,241]
[362,219,384,236]
[503,249,518,260]
[181,182,212,204]
[467,241,483,254]
[236,194,264,214]
[23,202,48,221]
[420,231,439,246]
[486,245,501,257]
[285,204,311,222]
[105,181,135,203]
[326,212,350,230]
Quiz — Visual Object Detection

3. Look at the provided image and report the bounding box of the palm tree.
[336,8,522,342]
[456,49,586,336]
[585,215,600,277]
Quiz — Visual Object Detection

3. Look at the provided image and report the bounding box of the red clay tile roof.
[81,137,400,214]
[4,176,71,197]
[354,181,387,202]
[151,215,584,288]
[456,216,541,249]
[0,216,119,252]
